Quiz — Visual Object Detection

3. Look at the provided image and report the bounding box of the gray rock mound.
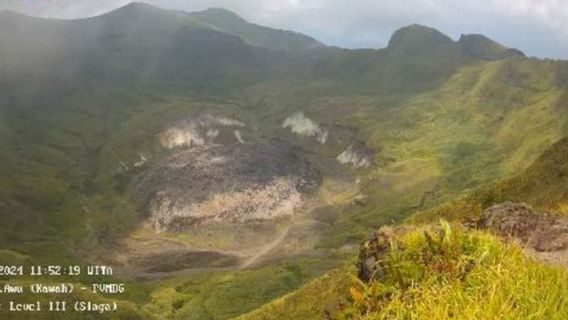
[479,202,568,252]
[134,140,320,232]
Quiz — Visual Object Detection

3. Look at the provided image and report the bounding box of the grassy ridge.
[409,136,568,223]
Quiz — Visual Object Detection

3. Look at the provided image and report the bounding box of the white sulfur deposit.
[134,153,148,168]
[234,130,244,143]
[337,143,374,168]
[159,123,205,148]
[283,112,328,144]
[199,114,245,127]
[159,114,245,149]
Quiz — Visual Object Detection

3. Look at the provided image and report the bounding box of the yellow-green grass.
[142,258,338,320]
[235,268,351,320]
[342,222,568,320]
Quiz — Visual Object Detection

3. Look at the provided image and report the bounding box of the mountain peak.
[386,24,524,61]
[387,24,454,53]
[109,1,171,17]
[458,34,525,60]
[198,8,246,21]
[122,2,157,10]
[97,1,198,27]
[187,7,323,52]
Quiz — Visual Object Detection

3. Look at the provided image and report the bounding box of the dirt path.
[240,226,290,269]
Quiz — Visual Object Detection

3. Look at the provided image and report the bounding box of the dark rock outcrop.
[357,226,412,282]
[478,202,568,252]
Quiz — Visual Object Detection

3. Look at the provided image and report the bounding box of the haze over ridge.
[1,0,566,59]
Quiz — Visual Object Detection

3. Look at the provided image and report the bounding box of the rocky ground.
[478,202,568,267]
[134,140,321,232]
[477,202,568,252]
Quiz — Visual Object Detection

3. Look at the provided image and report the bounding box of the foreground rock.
[134,140,320,232]
[478,202,568,252]
[357,226,412,282]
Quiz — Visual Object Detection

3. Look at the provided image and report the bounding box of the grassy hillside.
[342,223,568,319]
[236,268,351,320]
[141,258,341,320]
[296,57,568,250]
[239,135,568,319]
[410,135,568,224]
[240,220,568,320]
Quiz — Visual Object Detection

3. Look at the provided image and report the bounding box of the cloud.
[492,0,568,35]
[0,0,566,58]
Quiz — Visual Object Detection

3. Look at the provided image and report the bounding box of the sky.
[1,0,567,59]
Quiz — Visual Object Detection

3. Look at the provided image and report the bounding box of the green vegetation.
[139,257,343,320]
[246,115,568,319]
[410,136,568,223]
[236,268,351,320]
[327,133,568,320]
[341,222,568,319]
[311,57,568,249]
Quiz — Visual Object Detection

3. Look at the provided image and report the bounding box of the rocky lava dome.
[134,140,321,232]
